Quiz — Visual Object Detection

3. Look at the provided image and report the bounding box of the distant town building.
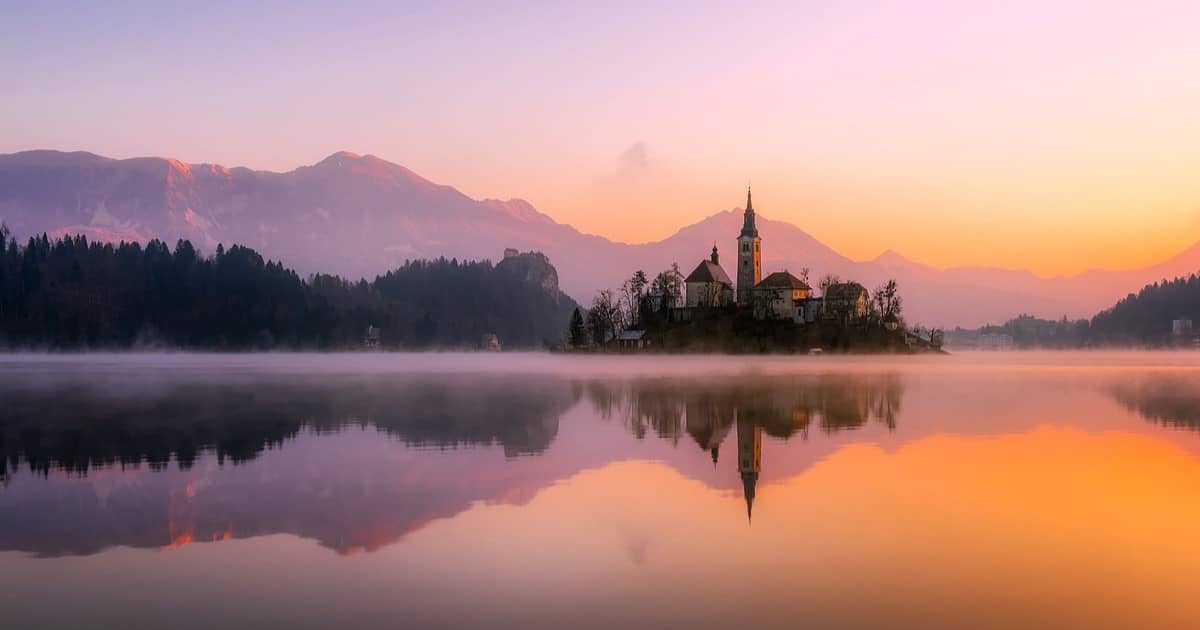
[1173,318,1193,338]
[503,247,520,259]
[978,332,1014,350]
[685,245,734,307]
[363,325,381,350]
[480,333,502,351]
[751,270,812,322]
[736,187,762,304]
[823,282,869,321]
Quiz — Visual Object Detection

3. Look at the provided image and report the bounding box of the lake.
[2,352,1200,629]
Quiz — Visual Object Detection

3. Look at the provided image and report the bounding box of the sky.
[2,1,1200,276]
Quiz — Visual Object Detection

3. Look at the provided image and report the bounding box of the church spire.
[711,243,719,264]
[740,186,758,238]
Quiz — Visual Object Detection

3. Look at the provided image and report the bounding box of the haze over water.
[2,352,1200,629]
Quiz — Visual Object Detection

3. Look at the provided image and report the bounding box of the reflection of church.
[668,376,904,523]
[737,416,761,521]
[685,404,761,521]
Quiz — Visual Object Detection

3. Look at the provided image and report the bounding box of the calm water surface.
[2,352,1200,629]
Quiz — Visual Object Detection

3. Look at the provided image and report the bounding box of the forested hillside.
[0,225,576,349]
[949,273,1200,348]
[1089,274,1200,345]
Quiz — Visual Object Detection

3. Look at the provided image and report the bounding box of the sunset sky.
[3,1,1199,276]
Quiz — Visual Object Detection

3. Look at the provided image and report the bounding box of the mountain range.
[2,149,1198,328]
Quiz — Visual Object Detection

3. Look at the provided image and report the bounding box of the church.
[682,187,823,324]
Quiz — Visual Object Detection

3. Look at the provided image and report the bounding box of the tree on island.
[587,289,624,345]
[568,307,588,347]
[620,270,649,327]
[871,279,903,327]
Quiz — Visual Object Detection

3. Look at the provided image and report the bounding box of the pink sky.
[3,2,1199,274]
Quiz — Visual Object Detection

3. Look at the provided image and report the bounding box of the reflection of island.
[587,374,905,519]
[0,371,905,557]
[1108,376,1200,431]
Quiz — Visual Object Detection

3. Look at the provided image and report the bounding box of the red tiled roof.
[755,271,811,290]
[685,260,732,285]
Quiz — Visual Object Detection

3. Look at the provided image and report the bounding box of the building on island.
[736,187,762,304]
[612,186,895,347]
[616,329,650,349]
[751,270,812,323]
[823,282,869,321]
[685,245,735,307]
[646,267,685,312]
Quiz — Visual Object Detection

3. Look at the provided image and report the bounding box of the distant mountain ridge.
[2,149,1198,327]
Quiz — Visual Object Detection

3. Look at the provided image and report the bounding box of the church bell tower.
[737,186,762,304]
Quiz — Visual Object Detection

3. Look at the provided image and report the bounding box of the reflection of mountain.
[0,375,578,479]
[1108,376,1200,431]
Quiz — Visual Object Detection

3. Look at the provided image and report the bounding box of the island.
[565,188,944,354]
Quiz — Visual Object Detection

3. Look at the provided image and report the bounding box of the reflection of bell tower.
[736,415,761,522]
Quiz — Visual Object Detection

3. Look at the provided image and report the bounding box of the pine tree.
[568,307,587,347]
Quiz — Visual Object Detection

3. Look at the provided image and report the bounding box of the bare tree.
[818,273,840,294]
[871,279,903,327]
[589,289,623,346]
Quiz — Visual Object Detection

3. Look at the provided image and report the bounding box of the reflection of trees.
[584,374,905,449]
[1109,377,1200,431]
[0,376,579,479]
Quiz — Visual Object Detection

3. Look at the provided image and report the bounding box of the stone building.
[685,245,734,307]
[736,187,762,304]
[823,282,870,321]
[751,271,812,322]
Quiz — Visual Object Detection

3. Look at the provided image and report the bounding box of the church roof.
[685,260,732,285]
[755,271,810,291]
[824,282,868,299]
